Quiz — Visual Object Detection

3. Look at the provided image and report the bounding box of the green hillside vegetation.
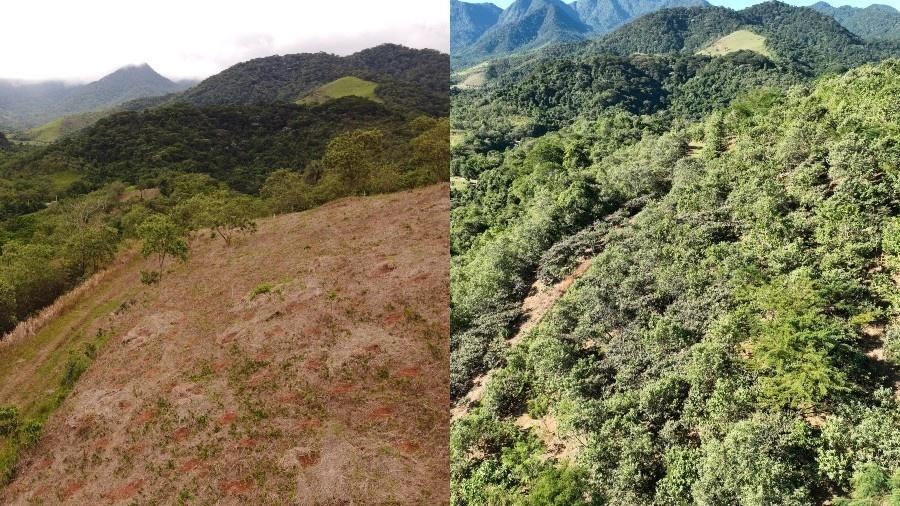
[451,57,900,506]
[22,109,116,144]
[698,29,771,57]
[297,76,382,105]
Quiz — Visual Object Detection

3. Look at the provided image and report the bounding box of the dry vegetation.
[0,184,450,505]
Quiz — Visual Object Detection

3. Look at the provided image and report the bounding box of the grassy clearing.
[0,254,135,483]
[48,170,82,191]
[698,30,772,58]
[24,110,113,144]
[297,76,382,105]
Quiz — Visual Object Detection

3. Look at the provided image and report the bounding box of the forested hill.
[178,44,449,116]
[593,0,895,74]
[811,2,900,41]
[450,56,900,506]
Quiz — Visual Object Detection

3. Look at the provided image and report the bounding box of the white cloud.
[0,0,449,82]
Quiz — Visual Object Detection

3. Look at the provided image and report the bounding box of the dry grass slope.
[698,29,772,57]
[0,184,450,505]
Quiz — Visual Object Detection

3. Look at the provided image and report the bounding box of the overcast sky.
[489,0,899,9]
[0,0,449,82]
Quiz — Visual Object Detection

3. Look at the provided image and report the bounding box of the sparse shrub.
[0,406,20,437]
[18,419,42,448]
[61,351,90,390]
[140,270,161,285]
[249,283,275,300]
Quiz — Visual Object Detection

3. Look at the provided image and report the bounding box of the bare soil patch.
[1,184,450,505]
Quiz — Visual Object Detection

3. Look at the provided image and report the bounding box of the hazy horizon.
[0,0,448,83]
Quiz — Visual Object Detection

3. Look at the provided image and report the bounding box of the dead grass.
[1,184,450,505]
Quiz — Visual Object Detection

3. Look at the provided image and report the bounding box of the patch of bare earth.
[451,258,593,421]
[1,184,450,505]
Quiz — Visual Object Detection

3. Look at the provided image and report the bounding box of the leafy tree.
[137,214,188,273]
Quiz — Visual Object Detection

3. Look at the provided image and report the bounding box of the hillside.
[0,65,191,131]
[178,44,449,117]
[811,2,900,41]
[15,97,407,193]
[450,54,900,504]
[1,183,450,504]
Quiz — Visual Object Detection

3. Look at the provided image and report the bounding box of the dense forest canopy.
[451,53,900,506]
[450,0,900,502]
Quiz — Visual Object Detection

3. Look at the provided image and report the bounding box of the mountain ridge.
[810,1,900,40]
[451,0,711,67]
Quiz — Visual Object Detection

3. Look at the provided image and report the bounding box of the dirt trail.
[1,184,450,505]
[451,258,593,421]
[860,323,900,398]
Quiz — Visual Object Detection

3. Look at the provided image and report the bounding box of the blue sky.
[488,0,900,9]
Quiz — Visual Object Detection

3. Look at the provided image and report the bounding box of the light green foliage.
[261,169,318,213]
[297,76,382,105]
[174,190,260,245]
[744,271,851,410]
[451,60,900,503]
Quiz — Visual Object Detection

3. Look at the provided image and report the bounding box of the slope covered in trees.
[451,56,900,506]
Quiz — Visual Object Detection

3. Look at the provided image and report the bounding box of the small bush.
[0,406,19,437]
[60,353,90,390]
[249,283,275,300]
[18,419,42,448]
[140,270,161,285]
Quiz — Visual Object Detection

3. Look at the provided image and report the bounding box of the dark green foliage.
[574,0,709,36]
[179,44,448,116]
[39,98,403,193]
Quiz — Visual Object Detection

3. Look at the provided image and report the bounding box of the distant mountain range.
[451,0,900,69]
[451,0,709,67]
[452,1,504,51]
[810,2,900,41]
[3,44,448,143]
[0,65,194,130]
